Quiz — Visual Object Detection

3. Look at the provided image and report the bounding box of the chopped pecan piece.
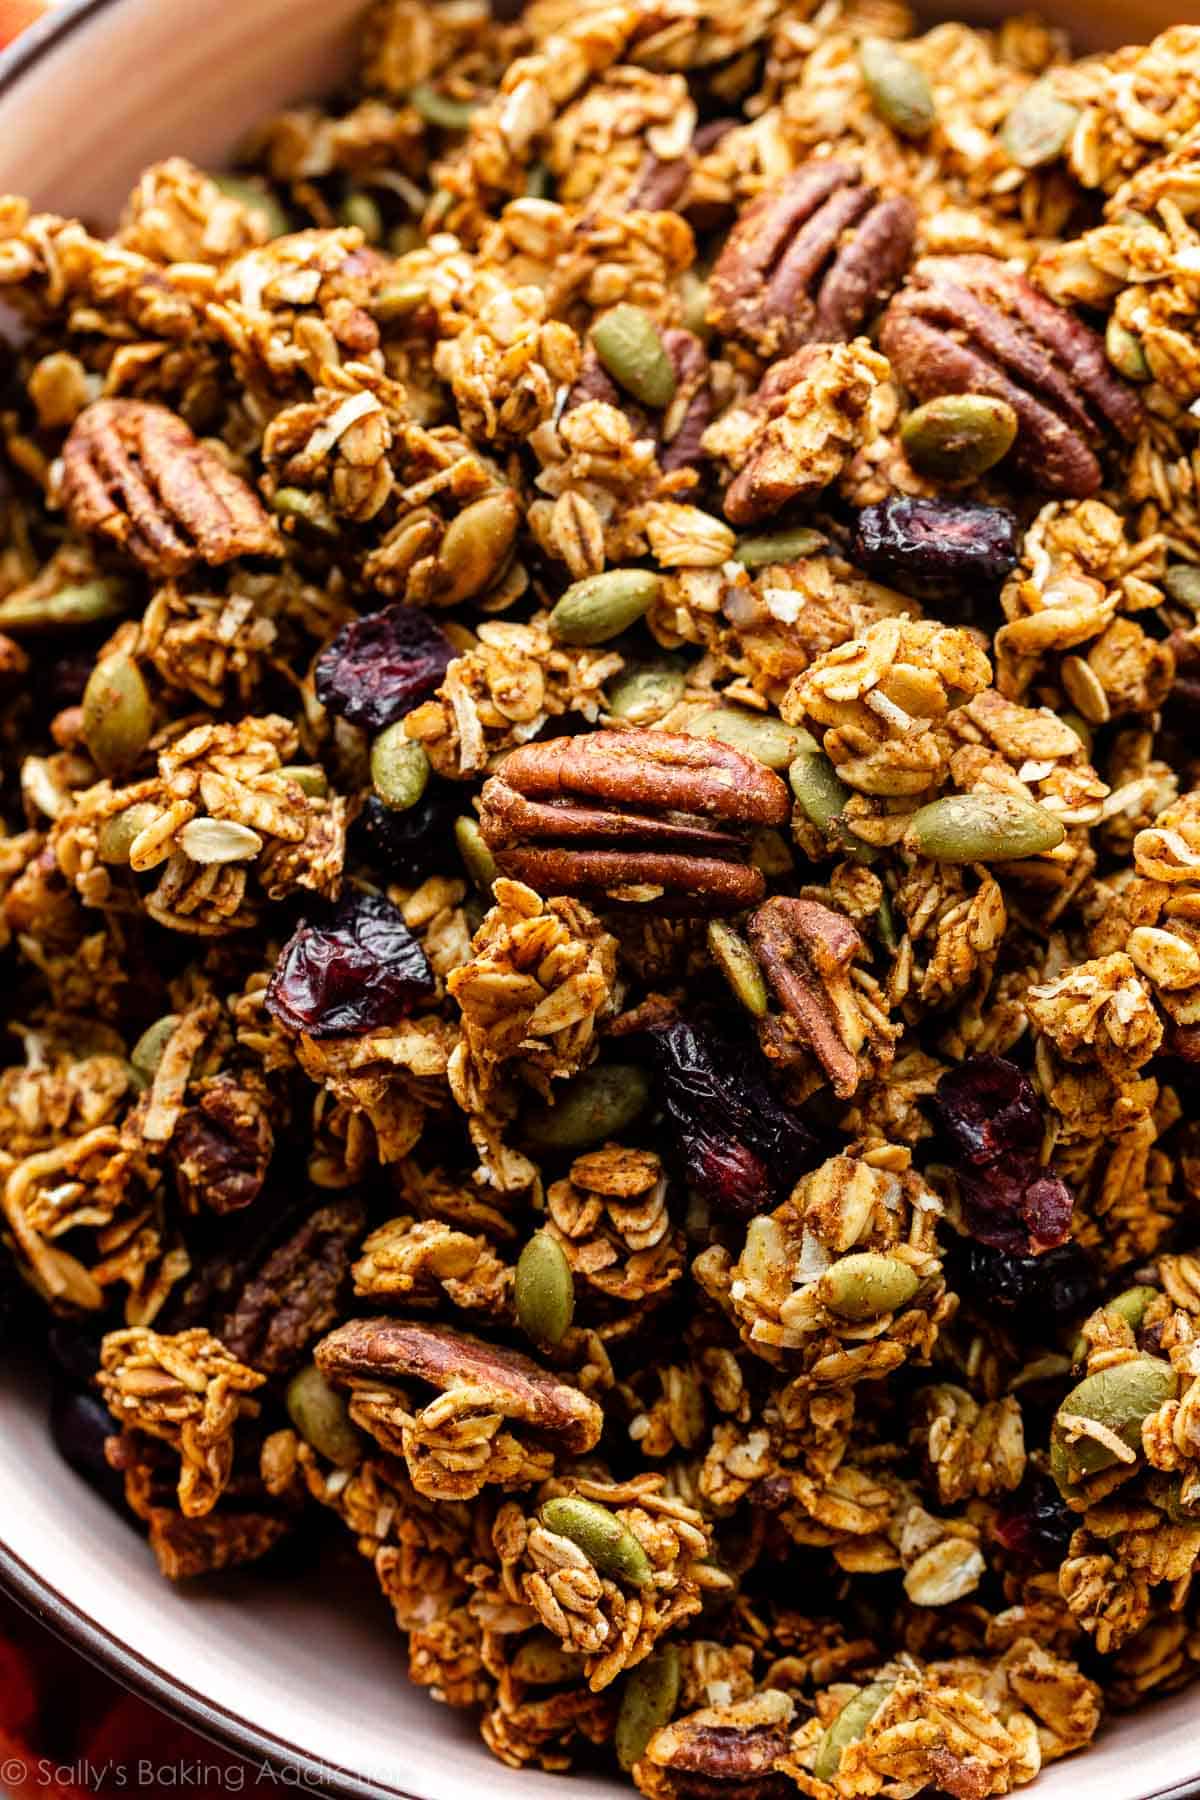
[61,399,281,576]
[709,161,916,358]
[217,1195,365,1377]
[880,256,1143,497]
[567,330,713,474]
[478,731,790,912]
[748,897,866,1100]
[170,1076,274,1215]
[638,1691,795,1800]
[146,1507,290,1581]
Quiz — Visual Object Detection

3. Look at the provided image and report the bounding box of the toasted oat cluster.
[3,0,1200,1792]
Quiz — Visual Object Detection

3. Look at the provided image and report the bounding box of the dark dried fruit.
[933,1055,1074,1254]
[650,1018,817,1219]
[957,1239,1096,1326]
[218,1195,365,1377]
[266,891,435,1037]
[350,786,459,884]
[992,1471,1076,1567]
[853,497,1018,603]
[314,603,452,732]
[170,1076,274,1215]
[50,1384,126,1507]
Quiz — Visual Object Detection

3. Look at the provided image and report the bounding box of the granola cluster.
[4,0,1200,1793]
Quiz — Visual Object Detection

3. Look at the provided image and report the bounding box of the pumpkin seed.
[371,724,431,812]
[690,706,816,771]
[900,395,1018,481]
[525,162,553,200]
[271,487,338,538]
[1166,565,1200,609]
[820,1251,920,1321]
[409,83,477,130]
[435,489,521,605]
[523,1064,650,1151]
[789,751,875,860]
[82,652,153,778]
[1001,80,1080,168]
[0,577,130,633]
[130,1014,181,1084]
[1105,1285,1159,1332]
[338,189,383,242]
[707,919,768,1017]
[178,817,264,864]
[510,1634,582,1684]
[211,172,289,238]
[616,1646,681,1771]
[1105,317,1150,383]
[285,1363,364,1468]
[97,801,160,866]
[1051,1354,1177,1490]
[374,281,430,322]
[813,1681,897,1782]
[540,1496,653,1587]
[749,826,794,876]
[858,38,935,140]
[876,890,899,951]
[455,815,497,891]
[548,569,661,646]
[606,661,687,724]
[680,270,710,339]
[280,764,329,798]
[590,305,676,409]
[1059,711,1093,757]
[905,792,1065,862]
[733,526,826,567]
[515,1231,575,1348]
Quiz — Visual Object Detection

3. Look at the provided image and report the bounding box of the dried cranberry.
[350,786,458,884]
[993,1471,1075,1568]
[265,891,435,1037]
[853,498,1018,603]
[957,1240,1096,1325]
[650,1018,817,1220]
[314,603,452,732]
[932,1055,1074,1254]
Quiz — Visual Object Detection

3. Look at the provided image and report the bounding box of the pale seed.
[510,1634,582,1684]
[749,827,794,876]
[789,751,875,861]
[371,723,431,812]
[338,190,383,243]
[178,817,264,864]
[733,526,826,567]
[523,1064,650,1151]
[876,890,899,951]
[280,764,329,798]
[435,489,521,605]
[707,919,768,1017]
[1165,566,1200,609]
[211,172,289,238]
[285,1363,364,1468]
[606,662,687,724]
[0,577,130,633]
[590,305,676,409]
[409,83,477,130]
[540,1496,653,1587]
[905,792,1065,862]
[900,395,1018,481]
[98,801,160,866]
[680,270,710,339]
[525,163,553,201]
[515,1230,575,1348]
[1001,80,1080,168]
[858,38,935,140]
[374,281,430,322]
[455,815,497,891]
[130,1014,181,1084]
[690,707,816,771]
[1105,317,1150,383]
[1059,711,1093,757]
[1051,1354,1177,1490]
[548,569,661,646]
[819,1251,920,1321]
[271,487,338,539]
[813,1681,896,1782]
[82,652,153,778]
[616,1646,681,1771]
[1105,1285,1159,1332]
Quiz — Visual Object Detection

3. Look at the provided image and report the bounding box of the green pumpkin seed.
[1051,1354,1177,1490]
[789,751,875,861]
[820,1251,920,1321]
[707,919,768,1017]
[1105,1286,1159,1332]
[455,814,497,891]
[733,526,826,567]
[749,826,794,876]
[1106,317,1150,383]
[178,817,263,864]
[98,801,160,866]
[338,190,383,242]
[540,1496,653,1587]
[211,172,289,238]
[900,395,1018,481]
[690,707,816,771]
[606,661,687,724]
[1059,711,1093,757]
[680,270,710,339]
[435,489,521,605]
[82,652,153,778]
[515,1230,575,1348]
[905,792,1065,863]
[1001,80,1080,169]
[1166,565,1200,609]
[858,39,935,140]
[525,162,553,200]
[271,487,338,538]
[510,1633,582,1684]
[590,305,676,409]
[371,724,431,812]
[523,1064,650,1151]
[876,890,899,951]
[409,83,478,130]
[280,764,329,798]
[548,569,661,646]
[130,1014,181,1084]
[616,1645,681,1770]
[374,281,430,322]
[813,1680,897,1782]
[285,1363,364,1468]
[0,577,131,633]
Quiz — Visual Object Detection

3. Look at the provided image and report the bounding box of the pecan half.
[567,330,713,474]
[640,1693,795,1800]
[314,1318,603,1453]
[61,398,281,576]
[170,1076,274,1216]
[748,897,866,1099]
[216,1195,365,1377]
[880,256,1143,497]
[709,161,916,357]
[479,730,790,911]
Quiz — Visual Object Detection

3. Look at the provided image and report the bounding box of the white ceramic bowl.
[0,2,1194,1796]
